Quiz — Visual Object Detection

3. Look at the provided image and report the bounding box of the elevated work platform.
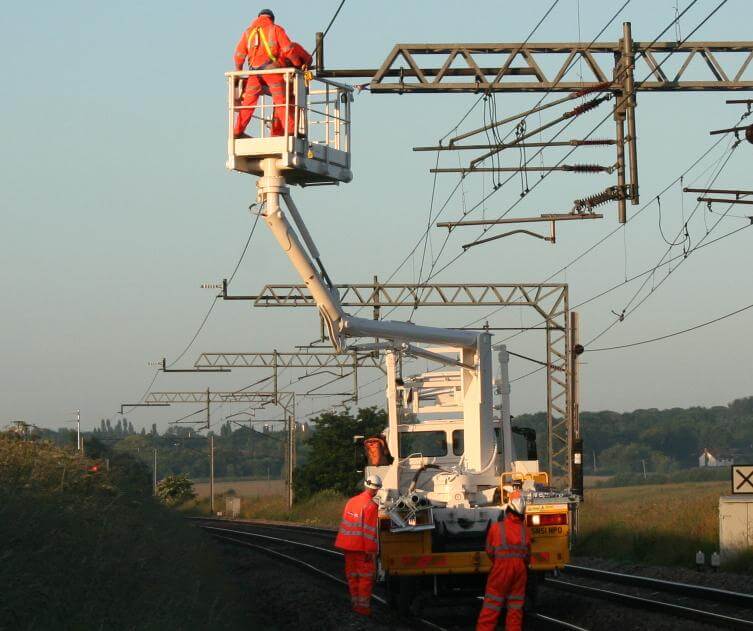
[226,68,353,185]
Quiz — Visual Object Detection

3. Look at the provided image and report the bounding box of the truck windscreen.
[399,431,448,458]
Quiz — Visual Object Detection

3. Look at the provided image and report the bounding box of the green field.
[575,480,745,568]
[193,478,286,499]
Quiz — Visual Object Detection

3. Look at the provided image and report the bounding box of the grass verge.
[0,435,248,630]
[183,489,345,528]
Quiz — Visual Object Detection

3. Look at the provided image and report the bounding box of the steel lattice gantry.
[146,390,294,411]
[318,27,753,224]
[193,351,385,403]
[318,38,753,93]
[146,389,297,507]
[237,282,573,486]
[194,351,382,370]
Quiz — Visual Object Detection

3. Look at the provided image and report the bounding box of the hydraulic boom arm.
[256,158,479,352]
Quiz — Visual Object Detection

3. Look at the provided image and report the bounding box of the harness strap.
[247,26,278,64]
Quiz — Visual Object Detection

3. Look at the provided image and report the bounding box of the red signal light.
[86,464,99,473]
[527,513,568,527]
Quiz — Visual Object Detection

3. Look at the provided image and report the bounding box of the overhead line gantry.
[193,350,385,403]
[145,389,297,508]
[212,278,574,484]
[315,25,753,226]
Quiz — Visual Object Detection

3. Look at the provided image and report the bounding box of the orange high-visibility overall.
[334,490,379,616]
[476,514,530,631]
[233,15,294,136]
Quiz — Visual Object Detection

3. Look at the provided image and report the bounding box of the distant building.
[699,448,734,468]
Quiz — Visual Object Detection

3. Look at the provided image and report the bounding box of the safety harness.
[247,25,278,68]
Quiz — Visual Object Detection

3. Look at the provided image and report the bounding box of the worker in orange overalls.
[233,9,297,138]
[477,490,530,631]
[334,474,382,616]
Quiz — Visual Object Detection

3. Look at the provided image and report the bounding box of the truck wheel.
[385,574,399,610]
[525,572,542,612]
[397,576,415,617]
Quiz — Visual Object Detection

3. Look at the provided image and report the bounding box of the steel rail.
[546,577,753,629]
[197,519,588,631]
[185,515,337,536]
[203,527,448,631]
[564,564,753,608]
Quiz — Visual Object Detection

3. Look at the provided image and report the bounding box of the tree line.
[513,395,753,475]
[39,420,309,481]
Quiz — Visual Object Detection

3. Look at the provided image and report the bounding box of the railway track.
[191,517,588,630]
[191,517,753,629]
[547,565,753,630]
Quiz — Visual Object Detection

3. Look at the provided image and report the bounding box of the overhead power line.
[167,210,263,368]
[375,0,570,298]
[321,0,347,40]
[422,0,726,282]
[588,301,753,352]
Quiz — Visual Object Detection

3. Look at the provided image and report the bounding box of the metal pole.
[210,434,215,515]
[497,345,513,472]
[206,388,210,430]
[315,31,324,74]
[273,351,278,404]
[570,312,581,441]
[76,409,81,452]
[623,22,639,206]
[153,449,157,496]
[614,44,628,224]
[288,411,296,510]
[545,327,554,481]
[352,350,359,404]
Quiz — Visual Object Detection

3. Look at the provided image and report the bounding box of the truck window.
[452,429,464,456]
[399,431,447,458]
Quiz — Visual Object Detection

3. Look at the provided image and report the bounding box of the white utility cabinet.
[719,495,753,561]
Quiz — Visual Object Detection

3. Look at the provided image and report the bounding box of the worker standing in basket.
[476,490,530,631]
[233,9,300,138]
[334,475,382,616]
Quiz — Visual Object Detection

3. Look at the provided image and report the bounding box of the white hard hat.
[365,474,383,490]
[506,491,525,516]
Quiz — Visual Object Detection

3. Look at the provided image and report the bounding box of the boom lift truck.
[225,67,579,611]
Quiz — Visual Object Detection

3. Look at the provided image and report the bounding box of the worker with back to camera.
[334,474,382,616]
[476,489,530,631]
[233,9,311,138]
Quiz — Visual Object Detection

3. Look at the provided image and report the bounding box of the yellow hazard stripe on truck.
[379,510,570,575]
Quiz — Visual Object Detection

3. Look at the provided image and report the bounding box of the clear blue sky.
[1,1,751,432]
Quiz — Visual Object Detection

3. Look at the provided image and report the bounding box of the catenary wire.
[122,209,264,410]
[167,210,263,368]
[587,301,753,352]
[459,125,740,331]
[402,0,641,290]
[421,0,717,281]
[370,0,566,299]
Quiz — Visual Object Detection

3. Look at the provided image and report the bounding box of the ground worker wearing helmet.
[233,9,309,138]
[476,489,530,631]
[334,475,382,616]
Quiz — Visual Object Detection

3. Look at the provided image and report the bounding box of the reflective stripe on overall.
[247,26,279,69]
[476,517,529,631]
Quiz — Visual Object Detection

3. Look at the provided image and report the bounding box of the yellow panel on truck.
[379,504,570,576]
